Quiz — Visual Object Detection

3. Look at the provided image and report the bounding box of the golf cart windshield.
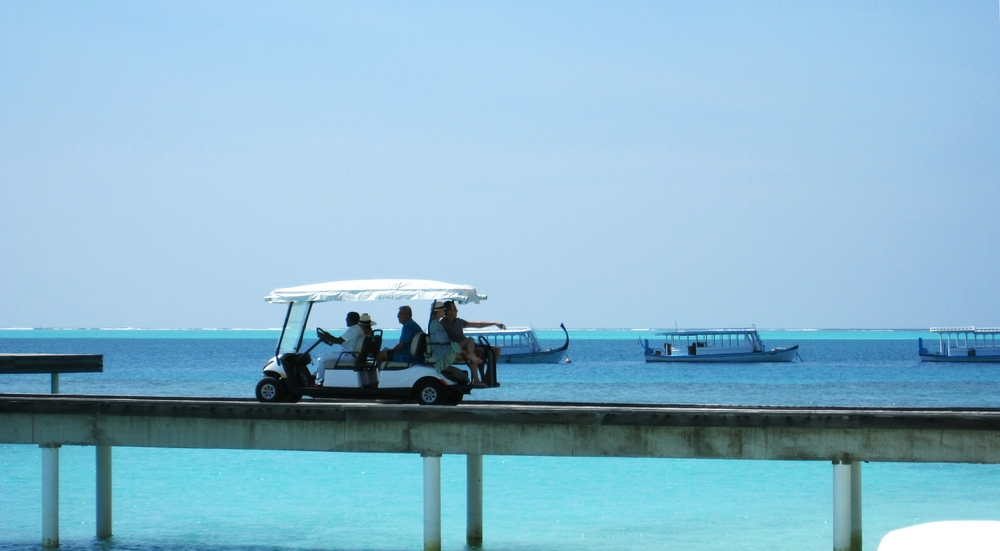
[276,302,312,355]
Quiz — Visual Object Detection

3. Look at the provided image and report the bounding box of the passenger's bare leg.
[463,343,482,379]
[459,340,485,383]
[461,339,481,364]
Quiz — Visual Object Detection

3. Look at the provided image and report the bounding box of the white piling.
[42,445,60,547]
[851,461,862,551]
[423,454,442,551]
[467,454,483,546]
[833,461,852,551]
[97,446,113,539]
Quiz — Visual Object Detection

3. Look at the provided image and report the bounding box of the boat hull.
[500,348,568,364]
[480,323,570,365]
[645,346,799,363]
[919,353,1000,363]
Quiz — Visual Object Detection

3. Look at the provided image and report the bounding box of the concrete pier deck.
[5,394,1000,551]
[3,394,1000,462]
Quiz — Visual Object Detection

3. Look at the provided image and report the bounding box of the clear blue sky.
[2,1,998,330]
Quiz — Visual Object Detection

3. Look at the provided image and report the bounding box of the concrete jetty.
[4,394,1000,550]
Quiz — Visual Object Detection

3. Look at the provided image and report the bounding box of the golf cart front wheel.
[414,379,447,405]
[256,377,285,403]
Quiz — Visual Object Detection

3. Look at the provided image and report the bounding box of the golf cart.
[254,279,499,405]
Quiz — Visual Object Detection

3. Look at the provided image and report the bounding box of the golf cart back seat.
[353,336,379,389]
[425,335,499,388]
[381,332,428,371]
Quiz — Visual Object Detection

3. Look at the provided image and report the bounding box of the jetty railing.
[0,354,103,394]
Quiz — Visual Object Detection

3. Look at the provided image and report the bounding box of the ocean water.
[2,330,1000,550]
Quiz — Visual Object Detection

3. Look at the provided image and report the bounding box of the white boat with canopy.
[641,328,799,363]
[463,324,570,364]
[919,327,1000,362]
[256,279,497,405]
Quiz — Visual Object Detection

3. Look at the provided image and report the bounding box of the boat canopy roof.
[265,279,486,305]
[464,326,534,335]
[655,328,759,337]
[931,326,1000,334]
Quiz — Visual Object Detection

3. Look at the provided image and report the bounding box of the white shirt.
[314,324,366,378]
[338,324,364,354]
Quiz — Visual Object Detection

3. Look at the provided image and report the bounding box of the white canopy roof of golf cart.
[264,279,486,305]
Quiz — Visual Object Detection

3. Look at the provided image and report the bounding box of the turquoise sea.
[2,329,1000,551]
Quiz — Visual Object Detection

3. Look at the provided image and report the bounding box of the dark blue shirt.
[395,319,423,362]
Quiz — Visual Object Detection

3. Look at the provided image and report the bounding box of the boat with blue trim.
[641,327,799,363]
[919,327,1000,362]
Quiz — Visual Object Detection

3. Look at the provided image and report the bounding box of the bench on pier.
[0,354,103,393]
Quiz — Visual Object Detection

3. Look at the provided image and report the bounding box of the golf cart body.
[255,279,499,405]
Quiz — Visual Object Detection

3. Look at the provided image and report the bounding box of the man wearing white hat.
[358,313,377,336]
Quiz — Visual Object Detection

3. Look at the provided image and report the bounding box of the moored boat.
[641,328,799,363]
[464,323,570,364]
[919,327,1000,362]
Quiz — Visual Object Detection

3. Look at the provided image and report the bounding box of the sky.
[1,1,998,330]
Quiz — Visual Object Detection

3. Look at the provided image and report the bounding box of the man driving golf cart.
[254,279,499,405]
[312,311,362,386]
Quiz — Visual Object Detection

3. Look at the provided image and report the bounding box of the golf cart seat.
[315,335,380,387]
[323,337,372,369]
[353,335,379,388]
[381,332,428,370]
[369,332,382,360]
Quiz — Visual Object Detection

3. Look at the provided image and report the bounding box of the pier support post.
[851,461,862,551]
[50,373,60,394]
[833,461,851,551]
[423,453,442,551]
[833,460,862,551]
[467,454,483,546]
[97,446,113,539]
[42,444,60,548]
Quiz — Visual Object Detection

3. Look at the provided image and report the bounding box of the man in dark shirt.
[441,300,505,387]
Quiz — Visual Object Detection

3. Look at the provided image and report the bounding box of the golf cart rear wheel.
[414,379,447,405]
[256,377,285,403]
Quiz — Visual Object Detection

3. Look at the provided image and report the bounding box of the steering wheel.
[316,327,336,345]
